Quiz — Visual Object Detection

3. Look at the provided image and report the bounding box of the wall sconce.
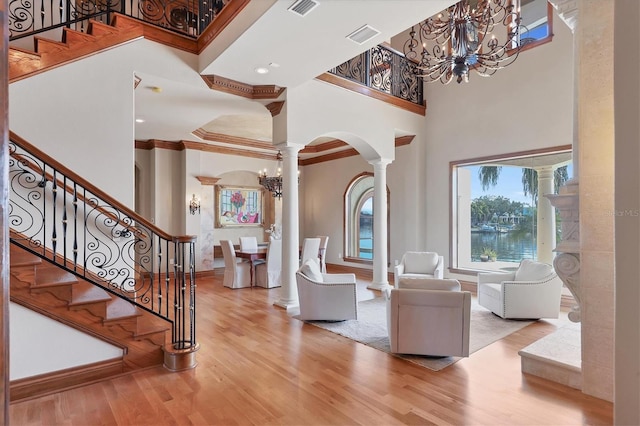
[189,194,200,215]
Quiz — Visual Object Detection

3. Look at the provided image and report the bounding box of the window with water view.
[451,148,572,271]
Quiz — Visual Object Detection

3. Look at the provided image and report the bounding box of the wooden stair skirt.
[8,243,175,402]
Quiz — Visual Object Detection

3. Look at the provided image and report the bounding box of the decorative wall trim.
[136,135,415,166]
[201,75,285,99]
[191,129,275,150]
[266,101,285,116]
[10,358,124,402]
[300,139,348,153]
[196,176,220,186]
[299,135,415,166]
[182,141,276,159]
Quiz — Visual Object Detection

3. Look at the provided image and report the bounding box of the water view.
[471,230,537,262]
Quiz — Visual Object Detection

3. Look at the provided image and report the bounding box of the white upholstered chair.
[317,235,329,273]
[255,239,282,288]
[300,237,321,266]
[296,259,357,321]
[477,259,563,319]
[220,240,252,289]
[386,279,471,357]
[394,251,444,287]
[239,236,265,268]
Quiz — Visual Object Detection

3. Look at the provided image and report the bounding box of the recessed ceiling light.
[254,67,269,74]
[136,118,145,123]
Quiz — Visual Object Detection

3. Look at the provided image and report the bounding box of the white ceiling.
[134,0,456,150]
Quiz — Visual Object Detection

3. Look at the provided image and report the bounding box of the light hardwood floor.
[10,270,613,425]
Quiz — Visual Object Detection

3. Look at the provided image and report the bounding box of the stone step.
[519,321,582,390]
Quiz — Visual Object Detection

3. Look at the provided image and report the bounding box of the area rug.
[293,297,534,371]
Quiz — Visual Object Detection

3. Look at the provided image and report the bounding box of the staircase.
[9,15,148,83]
[9,243,171,401]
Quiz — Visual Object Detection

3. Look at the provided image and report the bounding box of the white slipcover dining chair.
[220,240,251,289]
[255,239,282,288]
[317,235,329,273]
[239,236,265,268]
[300,237,321,266]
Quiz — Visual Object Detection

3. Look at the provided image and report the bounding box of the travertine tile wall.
[578,0,615,402]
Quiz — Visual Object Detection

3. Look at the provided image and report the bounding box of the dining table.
[235,247,267,287]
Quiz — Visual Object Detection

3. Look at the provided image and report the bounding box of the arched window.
[344,173,389,263]
[356,193,373,259]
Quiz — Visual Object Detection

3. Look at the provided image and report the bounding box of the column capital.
[368,158,392,169]
[275,143,305,155]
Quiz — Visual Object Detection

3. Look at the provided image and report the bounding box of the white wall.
[10,303,123,380]
[9,38,204,208]
[424,8,574,279]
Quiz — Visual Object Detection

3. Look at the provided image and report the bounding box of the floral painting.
[215,185,264,227]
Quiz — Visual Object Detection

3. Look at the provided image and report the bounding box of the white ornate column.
[274,144,303,311]
[368,159,391,291]
[547,180,581,322]
[536,166,556,264]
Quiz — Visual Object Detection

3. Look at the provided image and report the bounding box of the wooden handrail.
[9,131,193,242]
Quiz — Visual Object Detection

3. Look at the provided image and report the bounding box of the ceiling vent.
[346,24,380,45]
[288,0,319,17]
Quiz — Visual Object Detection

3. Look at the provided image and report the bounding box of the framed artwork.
[215,185,264,228]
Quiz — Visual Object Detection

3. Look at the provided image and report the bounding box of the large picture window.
[450,146,572,272]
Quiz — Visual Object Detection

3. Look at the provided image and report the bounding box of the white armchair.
[477,259,563,319]
[386,281,471,357]
[296,259,357,321]
[394,251,444,288]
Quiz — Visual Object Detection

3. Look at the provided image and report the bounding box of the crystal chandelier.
[258,151,283,198]
[403,0,529,84]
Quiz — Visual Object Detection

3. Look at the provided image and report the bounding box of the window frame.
[449,144,572,276]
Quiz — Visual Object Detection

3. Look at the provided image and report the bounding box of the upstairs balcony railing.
[9,0,231,41]
[328,43,424,107]
[8,131,197,353]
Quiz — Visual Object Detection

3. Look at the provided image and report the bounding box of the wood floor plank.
[9,271,613,425]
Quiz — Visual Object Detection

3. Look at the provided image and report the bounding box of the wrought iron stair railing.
[8,131,197,353]
[328,43,425,107]
[9,0,232,41]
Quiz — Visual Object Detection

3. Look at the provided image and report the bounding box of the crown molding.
[135,135,415,165]
[300,139,347,154]
[196,176,220,186]
[201,75,285,100]
[266,101,285,116]
[191,129,276,150]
